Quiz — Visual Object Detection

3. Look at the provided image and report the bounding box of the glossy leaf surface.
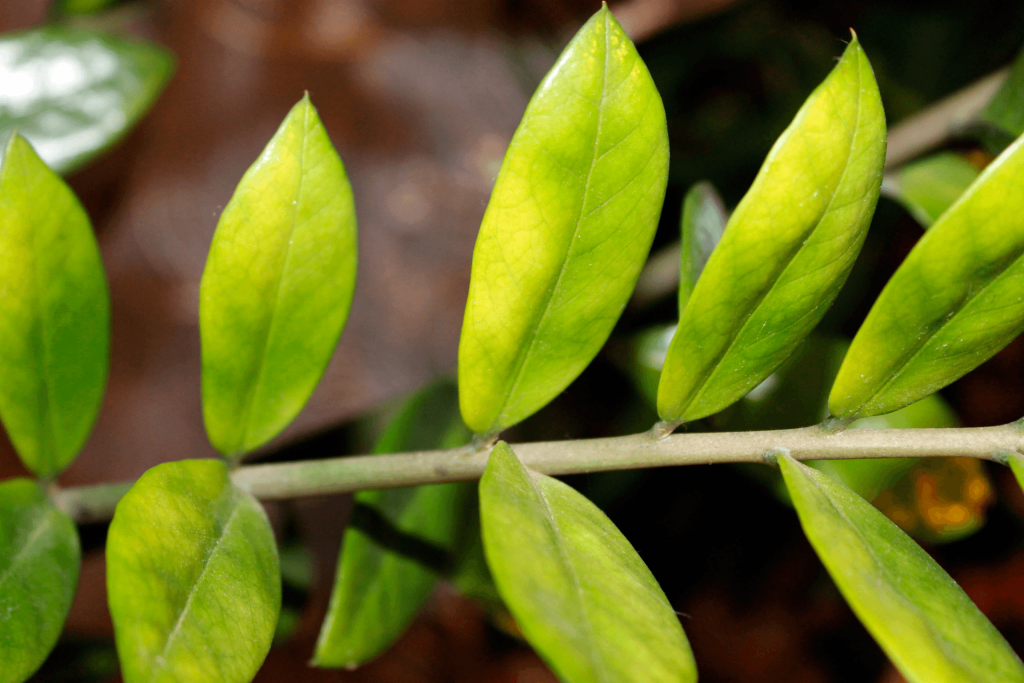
[314,383,473,668]
[0,134,109,477]
[657,37,885,424]
[201,94,358,456]
[480,442,696,683]
[0,478,80,683]
[107,460,280,683]
[779,454,1024,683]
[678,181,727,317]
[458,6,669,435]
[0,27,173,174]
[885,152,979,228]
[831,133,1024,418]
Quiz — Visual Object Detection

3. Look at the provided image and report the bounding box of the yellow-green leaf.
[885,152,979,228]
[457,6,669,435]
[657,36,885,424]
[0,133,109,477]
[200,94,358,457]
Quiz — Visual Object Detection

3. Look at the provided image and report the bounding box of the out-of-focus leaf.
[0,478,80,683]
[200,94,358,457]
[830,133,1024,419]
[980,45,1024,144]
[58,0,120,15]
[657,36,885,424]
[779,453,1024,683]
[458,6,669,435]
[0,27,173,174]
[678,181,726,317]
[0,133,109,477]
[106,460,280,683]
[885,152,979,228]
[480,442,696,683]
[314,382,473,668]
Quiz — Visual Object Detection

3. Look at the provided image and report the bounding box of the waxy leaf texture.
[458,6,669,435]
[657,36,885,424]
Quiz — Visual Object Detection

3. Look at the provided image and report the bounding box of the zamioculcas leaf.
[830,133,1024,419]
[778,453,1024,683]
[0,133,109,478]
[107,460,280,683]
[678,181,727,316]
[0,28,174,174]
[480,442,696,683]
[0,478,80,683]
[657,35,885,424]
[314,382,473,668]
[980,45,1024,143]
[458,6,669,435]
[884,152,979,228]
[200,94,358,457]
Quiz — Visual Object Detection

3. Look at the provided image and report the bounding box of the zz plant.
[3,5,1024,682]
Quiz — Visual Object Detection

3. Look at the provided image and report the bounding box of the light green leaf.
[458,6,669,435]
[200,94,358,457]
[1007,452,1024,495]
[57,0,120,15]
[830,133,1024,419]
[314,382,473,668]
[0,27,173,174]
[779,453,1024,683]
[679,181,726,317]
[980,45,1024,144]
[106,460,280,683]
[657,36,885,424]
[0,478,80,683]
[885,152,979,228]
[0,133,109,477]
[480,442,695,683]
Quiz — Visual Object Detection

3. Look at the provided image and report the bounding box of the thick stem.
[51,423,1024,524]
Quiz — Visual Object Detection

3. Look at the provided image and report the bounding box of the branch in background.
[52,423,1024,524]
[613,0,741,43]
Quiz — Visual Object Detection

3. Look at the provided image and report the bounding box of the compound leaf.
[0,133,109,477]
[0,27,173,174]
[0,478,80,683]
[885,152,979,228]
[458,6,669,435]
[200,94,358,457]
[830,133,1024,419]
[678,181,727,317]
[314,382,473,668]
[779,453,1024,683]
[480,442,696,683]
[106,460,280,683]
[657,36,885,424]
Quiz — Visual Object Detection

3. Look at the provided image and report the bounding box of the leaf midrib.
[0,505,57,595]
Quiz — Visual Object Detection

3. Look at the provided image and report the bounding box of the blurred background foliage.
[3,0,1024,681]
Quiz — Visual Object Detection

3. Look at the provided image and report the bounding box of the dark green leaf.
[313,382,473,668]
[0,27,173,174]
[678,181,726,317]
[0,478,79,683]
[106,460,280,683]
[885,152,979,228]
[830,133,1024,419]
[779,453,1024,683]
[657,36,885,424]
[458,6,669,435]
[480,442,696,683]
[0,133,109,477]
[980,45,1024,142]
[200,94,358,457]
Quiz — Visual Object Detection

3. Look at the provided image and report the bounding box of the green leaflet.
[657,36,885,424]
[480,442,696,683]
[884,152,979,228]
[0,478,80,683]
[980,45,1024,145]
[1008,453,1024,495]
[830,133,1024,419]
[314,382,473,668]
[200,94,358,457]
[106,460,280,683]
[0,133,109,477]
[678,181,727,317]
[458,6,669,435]
[779,454,1024,683]
[0,27,173,175]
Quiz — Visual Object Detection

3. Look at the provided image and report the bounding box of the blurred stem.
[52,423,1023,524]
